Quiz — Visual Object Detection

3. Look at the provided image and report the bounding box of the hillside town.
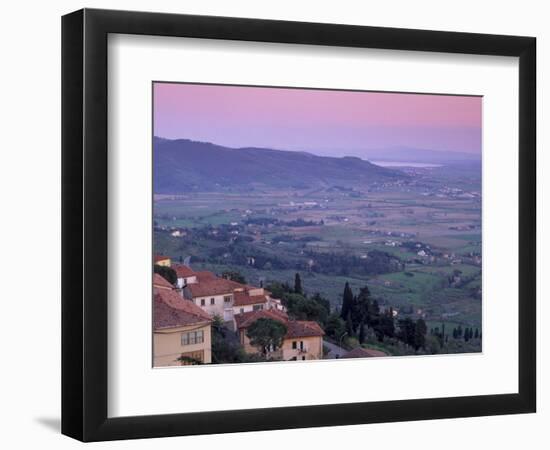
[153,255,386,366]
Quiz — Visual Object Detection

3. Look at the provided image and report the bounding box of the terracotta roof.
[153,288,211,330]
[186,277,244,298]
[172,264,196,278]
[234,309,288,329]
[342,347,387,358]
[234,309,323,338]
[233,291,269,307]
[194,271,219,282]
[153,273,173,289]
[154,254,170,263]
[158,288,211,319]
[286,320,325,338]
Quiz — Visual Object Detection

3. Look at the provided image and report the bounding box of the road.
[323,339,347,359]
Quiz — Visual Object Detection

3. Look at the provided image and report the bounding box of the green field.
[154,163,482,329]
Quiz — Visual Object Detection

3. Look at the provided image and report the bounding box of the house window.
[302,356,306,361]
[223,295,232,304]
[300,341,304,351]
[291,357,297,361]
[181,330,204,346]
[210,298,215,305]
[292,341,297,349]
[253,304,263,311]
[200,299,205,306]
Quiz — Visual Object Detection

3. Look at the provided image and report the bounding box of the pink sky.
[153,82,482,155]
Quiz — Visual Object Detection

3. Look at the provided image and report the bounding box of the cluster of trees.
[340,283,395,344]
[168,222,403,277]
[221,270,246,284]
[154,264,177,285]
[284,218,323,227]
[396,317,428,350]
[211,316,266,364]
[339,282,428,351]
[244,217,278,226]
[452,325,480,342]
[267,275,356,346]
[267,274,434,353]
[266,274,331,326]
[400,241,428,251]
[246,318,287,356]
[210,243,295,270]
[303,249,402,276]
[429,323,448,347]
[446,268,481,290]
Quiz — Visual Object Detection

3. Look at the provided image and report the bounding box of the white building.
[180,268,285,324]
[172,264,198,289]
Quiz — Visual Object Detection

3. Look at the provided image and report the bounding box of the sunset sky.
[153,82,482,156]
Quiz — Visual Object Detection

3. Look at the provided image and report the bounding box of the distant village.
[153,255,387,366]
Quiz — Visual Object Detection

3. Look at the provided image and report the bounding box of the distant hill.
[154,137,406,193]
[362,147,480,164]
[293,146,481,164]
[362,147,481,164]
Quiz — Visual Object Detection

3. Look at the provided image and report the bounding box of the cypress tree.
[294,273,303,295]
[414,318,428,350]
[354,286,372,327]
[381,309,395,339]
[398,317,416,348]
[474,328,479,339]
[340,282,354,320]
[346,313,354,336]
[359,322,366,344]
[370,299,382,340]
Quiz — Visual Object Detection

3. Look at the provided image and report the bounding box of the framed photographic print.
[61,8,536,442]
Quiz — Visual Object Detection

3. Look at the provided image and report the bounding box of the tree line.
[338,282,429,350]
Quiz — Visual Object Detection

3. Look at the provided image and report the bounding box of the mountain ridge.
[153,137,407,193]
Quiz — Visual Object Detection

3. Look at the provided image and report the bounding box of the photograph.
[152,82,483,367]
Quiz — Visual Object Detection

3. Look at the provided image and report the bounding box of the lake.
[370,160,443,168]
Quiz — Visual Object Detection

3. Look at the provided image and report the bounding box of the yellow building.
[235,309,324,361]
[153,284,212,366]
[154,254,171,267]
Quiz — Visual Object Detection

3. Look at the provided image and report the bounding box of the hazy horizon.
[154,135,481,160]
[154,83,482,157]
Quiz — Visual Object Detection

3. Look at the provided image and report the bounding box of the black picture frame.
[61,8,536,442]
